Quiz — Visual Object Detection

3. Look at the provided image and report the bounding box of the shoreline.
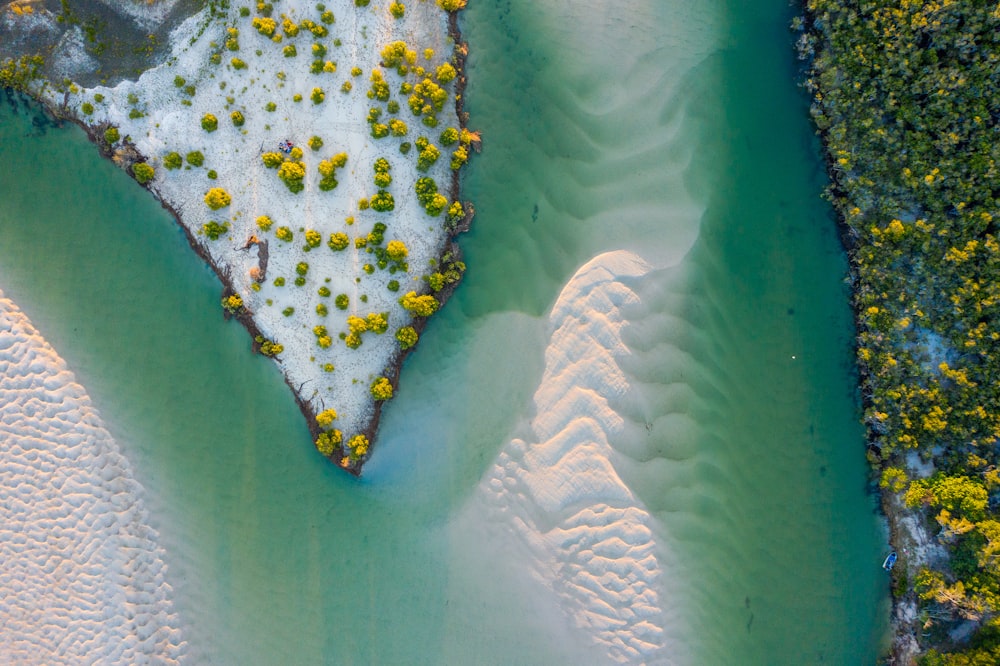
[795,13,919,662]
[796,3,1000,662]
[17,0,477,477]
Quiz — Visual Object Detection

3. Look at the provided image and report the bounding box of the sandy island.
[8,0,476,474]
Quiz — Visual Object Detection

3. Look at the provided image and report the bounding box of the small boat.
[883,551,897,571]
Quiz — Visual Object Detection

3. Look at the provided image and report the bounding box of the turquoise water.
[0,0,888,663]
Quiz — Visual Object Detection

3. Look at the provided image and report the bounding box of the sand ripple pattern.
[482,251,665,664]
[0,292,185,664]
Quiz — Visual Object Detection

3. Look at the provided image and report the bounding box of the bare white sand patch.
[47,0,464,459]
[0,290,185,665]
[475,252,675,664]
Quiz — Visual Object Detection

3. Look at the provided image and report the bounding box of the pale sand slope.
[44,0,460,448]
[474,252,674,665]
[0,291,185,664]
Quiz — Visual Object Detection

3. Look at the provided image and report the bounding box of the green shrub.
[417,143,440,171]
[315,430,342,455]
[262,151,284,168]
[164,152,183,170]
[207,170,218,179]
[370,377,393,400]
[318,286,331,297]
[174,75,186,87]
[222,293,244,313]
[426,193,448,216]
[347,434,368,459]
[81,102,94,115]
[387,279,400,292]
[450,146,468,170]
[316,303,328,316]
[104,127,120,144]
[274,276,286,286]
[386,119,406,137]
[294,276,306,286]
[436,62,456,84]
[316,408,338,427]
[277,161,306,193]
[389,1,404,18]
[386,240,408,262]
[276,226,293,241]
[396,325,418,349]
[265,101,277,112]
[231,110,245,126]
[204,187,232,209]
[258,337,283,357]
[335,294,349,309]
[328,232,349,250]
[311,88,325,104]
[231,58,247,69]
[201,113,218,131]
[440,127,458,146]
[304,229,322,248]
[253,16,277,36]
[283,44,297,57]
[282,306,294,316]
[399,291,439,317]
[340,81,352,93]
[133,162,155,184]
[308,135,323,150]
[320,10,335,23]
[427,272,445,291]
[202,220,229,239]
[281,16,299,36]
[437,0,466,12]
[296,261,309,276]
[370,191,395,212]
[186,150,204,166]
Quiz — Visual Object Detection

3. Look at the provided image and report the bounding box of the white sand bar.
[478,252,670,664]
[45,0,465,465]
[0,291,185,664]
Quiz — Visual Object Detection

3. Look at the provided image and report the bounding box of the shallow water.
[0,0,888,662]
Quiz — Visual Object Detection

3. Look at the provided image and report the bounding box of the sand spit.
[478,252,670,664]
[0,291,185,664]
[31,0,470,471]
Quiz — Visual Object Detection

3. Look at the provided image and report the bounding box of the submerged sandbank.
[0,290,184,663]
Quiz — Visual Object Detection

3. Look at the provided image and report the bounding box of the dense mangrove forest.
[802,1,1000,662]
